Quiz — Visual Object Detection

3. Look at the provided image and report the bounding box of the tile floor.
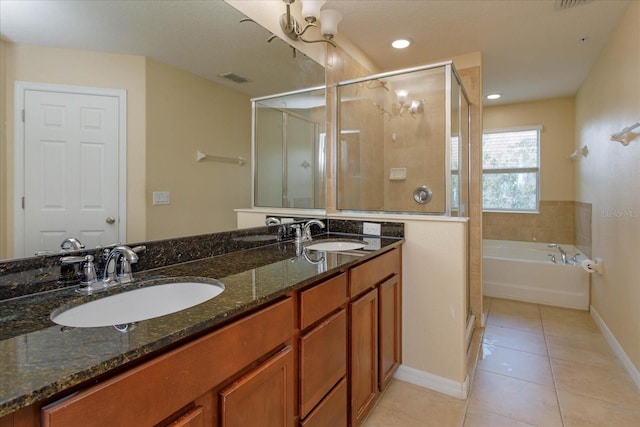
[363,297,640,426]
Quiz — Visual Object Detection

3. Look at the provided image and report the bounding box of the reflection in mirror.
[0,1,325,261]
[253,87,326,209]
[337,64,469,215]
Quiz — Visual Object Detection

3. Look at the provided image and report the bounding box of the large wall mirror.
[0,0,325,261]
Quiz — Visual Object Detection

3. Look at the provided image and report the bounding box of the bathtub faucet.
[548,243,567,264]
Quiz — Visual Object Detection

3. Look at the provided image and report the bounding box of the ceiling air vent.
[217,72,250,84]
[554,0,593,9]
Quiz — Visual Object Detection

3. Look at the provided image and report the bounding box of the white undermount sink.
[305,240,367,252]
[51,280,225,328]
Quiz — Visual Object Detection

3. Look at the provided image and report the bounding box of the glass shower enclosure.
[252,87,326,209]
[336,62,470,217]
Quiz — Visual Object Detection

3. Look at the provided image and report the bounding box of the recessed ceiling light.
[486,93,501,100]
[392,39,411,49]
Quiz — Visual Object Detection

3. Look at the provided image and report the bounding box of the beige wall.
[484,96,576,201]
[401,219,468,383]
[0,43,147,258]
[483,97,579,245]
[575,1,640,373]
[145,59,251,240]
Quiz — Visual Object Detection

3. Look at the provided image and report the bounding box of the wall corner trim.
[394,365,469,399]
[590,305,640,392]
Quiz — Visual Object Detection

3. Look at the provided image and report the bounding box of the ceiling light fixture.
[392,39,411,49]
[373,88,425,120]
[279,0,342,47]
[486,93,502,100]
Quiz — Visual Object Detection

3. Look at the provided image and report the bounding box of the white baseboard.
[393,365,469,399]
[590,305,640,392]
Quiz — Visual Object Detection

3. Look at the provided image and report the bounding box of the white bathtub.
[482,239,590,310]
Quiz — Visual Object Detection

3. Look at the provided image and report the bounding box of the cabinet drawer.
[349,248,399,297]
[299,309,347,418]
[300,273,348,330]
[220,346,294,427]
[42,298,294,427]
[300,378,347,427]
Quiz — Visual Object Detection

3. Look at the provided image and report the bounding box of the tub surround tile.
[482,200,584,245]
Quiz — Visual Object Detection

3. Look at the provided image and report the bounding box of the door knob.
[105,216,116,224]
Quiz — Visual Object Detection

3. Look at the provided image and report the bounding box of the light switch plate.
[363,222,381,236]
[389,167,407,181]
[152,191,170,205]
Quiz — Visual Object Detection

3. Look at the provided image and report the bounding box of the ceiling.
[0,0,631,105]
[326,0,630,105]
[0,0,325,98]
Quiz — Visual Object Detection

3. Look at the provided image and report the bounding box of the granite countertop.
[0,233,402,417]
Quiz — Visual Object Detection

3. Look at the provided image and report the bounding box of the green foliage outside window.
[482,129,539,211]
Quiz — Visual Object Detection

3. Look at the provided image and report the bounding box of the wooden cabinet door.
[300,378,347,427]
[220,346,294,427]
[167,406,204,427]
[378,275,401,391]
[349,289,378,427]
[299,309,347,418]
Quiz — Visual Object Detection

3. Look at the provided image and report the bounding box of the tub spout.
[548,243,567,264]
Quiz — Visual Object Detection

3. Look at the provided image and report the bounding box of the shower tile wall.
[483,201,592,256]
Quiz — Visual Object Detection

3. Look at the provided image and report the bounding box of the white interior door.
[21,88,121,256]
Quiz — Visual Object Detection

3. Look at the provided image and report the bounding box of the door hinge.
[21,109,25,123]
[21,197,25,209]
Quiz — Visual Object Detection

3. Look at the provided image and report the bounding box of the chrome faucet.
[548,243,567,264]
[265,217,281,225]
[103,245,144,285]
[61,237,85,251]
[301,219,325,242]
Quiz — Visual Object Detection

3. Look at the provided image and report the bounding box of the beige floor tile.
[478,345,554,386]
[463,407,535,426]
[546,334,624,370]
[468,370,563,427]
[540,305,601,339]
[487,310,543,335]
[557,389,640,427]
[490,299,541,319]
[373,380,467,427]
[363,404,427,427]
[483,324,547,355]
[551,358,640,408]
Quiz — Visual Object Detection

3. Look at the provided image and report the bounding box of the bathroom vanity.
[0,227,402,427]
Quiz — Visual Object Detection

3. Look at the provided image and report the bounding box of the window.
[482,127,540,211]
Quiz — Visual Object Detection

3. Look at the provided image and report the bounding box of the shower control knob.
[413,186,433,204]
[105,216,116,224]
